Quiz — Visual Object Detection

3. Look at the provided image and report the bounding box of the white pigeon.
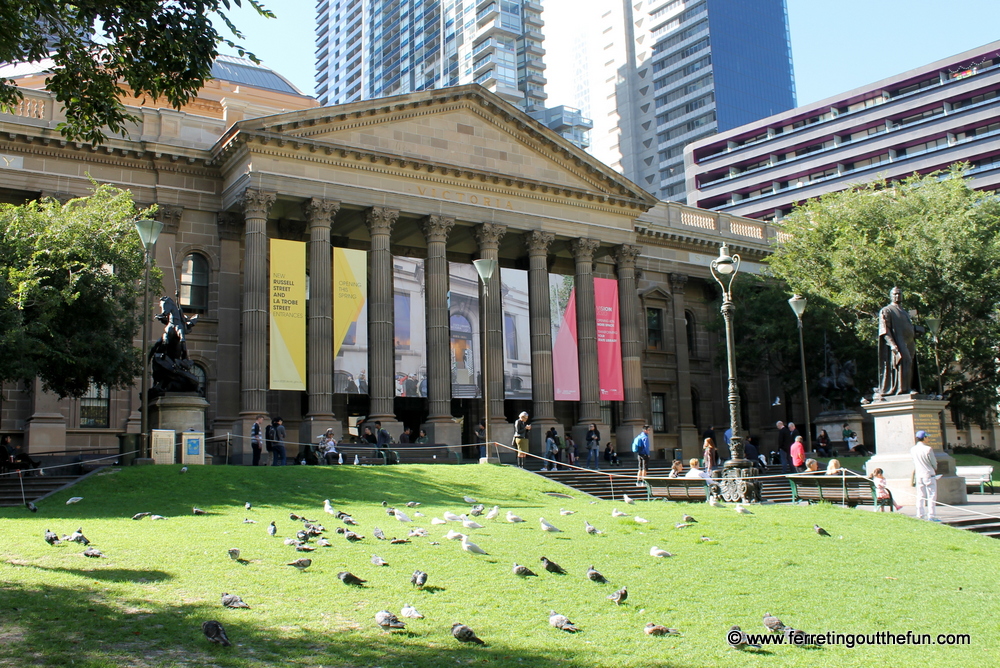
[708,496,723,507]
[463,495,479,504]
[353,454,360,465]
[585,521,602,534]
[445,529,466,541]
[485,505,500,521]
[462,518,484,530]
[650,546,674,558]
[623,494,635,504]
[734,504,753,515]
[539,517,562,532]
[151,515,167,520]
[559,508,576,516]
[634,516,650,524]
[180,466,188,473]
[401,604,424,619]
[506,511,525,523]
[430,517,447,525]
[611,508,629,517]
[324,500,335,515]
[338,452,344,465]
[461,535,488,554]
[395,509,412,522]
[66,497,83,505]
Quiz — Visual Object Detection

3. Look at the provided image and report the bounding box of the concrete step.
[0,475,83,507]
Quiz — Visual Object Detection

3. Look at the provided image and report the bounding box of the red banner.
[594,278,623,400]
[550,275,579,400]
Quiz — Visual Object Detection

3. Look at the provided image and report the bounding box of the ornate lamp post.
[135,218,164,460]
[787,294,813,453]
[710,243,759,502]
[473,258,498,460]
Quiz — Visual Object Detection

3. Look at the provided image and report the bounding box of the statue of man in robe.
[876,286,921,397]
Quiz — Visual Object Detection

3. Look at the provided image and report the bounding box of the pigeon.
[323,500,335,515]
[338,571,366,586]
[66,497,83,505]
[221,593,249,609]
[296,544,316,552]
[607,586,628,605]
[708,496,723,507]
[408,528,429,537]
[443,511,463,522]
[242,518,257,524]
[549,610,580,632]
[814,524,831,537]
[290,513,303,521]
[317,537,332,547]
[675,522,694,529]
[634,516,649,524]
[287,558,312,571]
[345,531,364,541]
[375,610,406,630]
[463,495,478,504]
[296,530,310,542]
[540,556,566,574]
[401,604,424,619]
[389,538,410,544]
[406,501,421,508]
[342,516,359,526]
[371,554,389,566]
[131,512,151,520]
[623,494,635,504]
[462,517,484,530]
[44,530,60,546]
[193,508,207,515]
[585,521,602,534]
[506,511,525,523]
[513,563,538,577]
[485,505,500,521]
[729,624,761,650]
[451,622,485,645]
[227,548,240,561]
[353,454,360,465]
[700,535,713,542]
[539,517,562,532]
[735,504,753,515]
[559,508,576,516]
[394,509,412,522]
[586,565,607,583]
[611,508,629,517]
[68,528,89,545]
[150,515,167,521]
[180,466,188,474]
[682,514,697,523]
[784,628,810,646]
[763,613,787,633]
[267,521,277,536]
[26,501,37,513]
[202,620,231,646]
[650,546,673,558]
[469,504,485,516]
[381,501,389,507]
[461,536,488,554]
[245,502,252,511]
[645,623,679,636]
[430,517,447,525]
[445,529,466,541]
[411,570,428,588]
[83,547,104,558]
[338,453,344,465]
[283,538,299,546]
[373,527,387,540]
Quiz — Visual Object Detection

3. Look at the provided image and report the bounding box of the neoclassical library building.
[0,57,777,463]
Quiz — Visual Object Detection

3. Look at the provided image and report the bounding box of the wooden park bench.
[787,474,878,507]
[643,476,718,502]
[331,446,387,465]
[956,465,995,494]
[390,446,463,465]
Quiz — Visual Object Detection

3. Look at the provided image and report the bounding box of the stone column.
[670,273,699,458]
[421,215,461,445]
[570,238,604,447]
[525,231,558,450]
[475,223,507,452]
[23,379,67,452]
[614,244,646,448]
[365,206,401,432]
[215,212,244,438]
[303,198,341,444]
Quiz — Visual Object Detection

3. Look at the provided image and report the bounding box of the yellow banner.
[270,239,306,390]
[333,247,367,358]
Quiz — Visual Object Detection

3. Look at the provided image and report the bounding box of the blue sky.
[217,0,1000,106]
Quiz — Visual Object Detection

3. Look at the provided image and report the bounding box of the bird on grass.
[513,563,538,577]
[470,504,485,516]
[485,506,500,521]
[373,527,387,540]
[784,628,811,646]
[735,504,753,515]
[68,528,89,545]
[585,521,602,534]
[675,522,694,529]
[227,548,240,561]
[267,521,277,536]
[645,623,679,636]
[461,536,487,554]
[83,547,104,558]
[540,556,566,574]
[814,524,831,537]
[406,501,421,508]
[539,517,562,532]
[445,530,466,541]
[607,586,628,605]
[295,545,316,552]
[430,517,447,525]
[375,610,406,630]
[132,512,151,520]
[26,501,37,513]
[245,502,252,511]
[622,494,635,505]
[324,500,335,515]
[506,511,525,523]
[221,593,249,609]
[708,496,723,507]
[408,528,428,537]
[287,558,312,571]
[634,516,649,524]
[462,517,484,530]
[44,530,60,546]
[729,625,761,650]
[549,610,579,632]
[242,518,257,524]
[151,515,167,521]
[390,538,410,544]
[559,508,575,516]
[202,620,231,646]
[682,514,697,523]
[180,466,188,474]
[411,570,428,588]
[762,613,787,633]
[443,511,463,522]
[401,604,424,619]
[193,508,207,515]
[586,565,607,583]
[611,508,629,518]
[463,495,479,504]
[394,509,412,522]
[338,571,367,586]
[452,623,485,645]
[66,497,83,505]
[371,555,389,567]
[345,531,364,542]
[649,546,673,558]
[316,538,332,547]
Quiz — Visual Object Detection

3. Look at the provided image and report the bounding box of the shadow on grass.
[12,562,173,583]
[0,581,700,668]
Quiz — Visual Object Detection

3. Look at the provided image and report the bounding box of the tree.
[0,184,157,398]
[0,1,272,144]
[767,166,1000,425]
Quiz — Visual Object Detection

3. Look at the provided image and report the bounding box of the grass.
[1,464,999,667]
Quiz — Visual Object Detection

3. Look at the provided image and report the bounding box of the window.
[651,393,667,432]
[647,308,664,350]
[80,385,109,428]
[180,253,209,312]
[192,364,207,397]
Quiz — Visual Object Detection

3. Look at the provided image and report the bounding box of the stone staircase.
[941,515,1000,539]
[0,473,83,507]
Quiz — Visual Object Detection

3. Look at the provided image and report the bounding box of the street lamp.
[787,294,813,454]
[709,243,759,502]
[473,258,497,461]
[925,316,943,396]
[135,218,164,460]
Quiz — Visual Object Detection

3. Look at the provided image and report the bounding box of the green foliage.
[0,184,154,397]
[767,166,1000,424]
[0,1,273,144]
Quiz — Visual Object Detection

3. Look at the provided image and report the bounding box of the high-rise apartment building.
[547,0,796,200]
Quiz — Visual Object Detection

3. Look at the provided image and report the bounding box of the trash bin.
[118,433,140,467]
[672,448,683,462]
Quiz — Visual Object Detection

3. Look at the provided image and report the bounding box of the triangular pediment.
[225,85,656,206]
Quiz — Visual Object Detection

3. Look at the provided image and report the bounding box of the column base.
[24,412,68,451]
[422,420,462,447]
[301,415,342,447]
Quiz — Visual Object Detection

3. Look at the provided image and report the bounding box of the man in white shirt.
[910,430,939,521]
[684,458,713,481]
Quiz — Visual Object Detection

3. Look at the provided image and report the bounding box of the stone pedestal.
[862,395,966,504]
[421,420,462,447]
[24,379,67,451]
[151,393,208,434]
[815,409,865,453]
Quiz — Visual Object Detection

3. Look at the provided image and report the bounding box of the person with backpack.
[269,417,287,466]
[250,415,265,466]
[631,425,651,484]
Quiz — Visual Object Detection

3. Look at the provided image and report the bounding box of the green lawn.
[1,464,998,667]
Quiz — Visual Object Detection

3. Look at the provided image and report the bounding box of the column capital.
[216,211,243,241]
[570,238,600,263]
[366,206,399,236]
[613,244,642,269]
[153,204,183,235]
[525,230,555,255]
[475,222,507,250]
[421,214,455,242]
[302,198,341,228]
[240,189,276,219]
[669,273,689,292]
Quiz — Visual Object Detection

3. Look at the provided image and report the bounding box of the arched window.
[685,310,697,357]
[180,253,209,312]
[192,363,207,397]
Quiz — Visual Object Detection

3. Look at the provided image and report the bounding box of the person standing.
[790,435,806,473]
[702,438,717,471]
[911,430,939,521]
[271,417,287,466]
[474,420,487,459]
[585,423,601,470]
[512,411,531,468]
[544,428,559,471]
[776,421,792,473]
[250,415,265,466]
[631,425,651,484]
[375,421,391,450]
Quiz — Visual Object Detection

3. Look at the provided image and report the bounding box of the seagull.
[559,508,576,516]
[267,521,277,536]
[221,593,249,609]
[708,496,723,507]
[451,622,485,645]
[389,537,410,544]
[180,466,188,474]
[513,563,538,577]
[461,536,488,554]
[316,538,332,547]
[607,586,628,605]
[445,530,466,541]
[462,517,484,530]
[763,613,787,633]
[485,505,500,521]
[354,454,360,465]
[26,501,37,512]
[549,610,580,632]
[540,556,566,574]
[585,521,602,534]
[338,452,344,465]
[645,623,679,636]
[338,571,367,586]
[131,512,151,520]
[650,546,673,558]
[202,620,231,646]
[44,530,60,546]
[634,516,649,524]
[700,535,713,542]
[586,565,607,583]
[66,497,83,505]
[287,558,312,571]
[150,515,167,521]
[295,545,315,552]
[227,548,240,561]
[430,517,447,525]
[611,508,629,517]
[375,610,406,631]
[392,509,410,523]
[373,527,386,540]
[324,499,335,515]
[539,517,562,532]
[814,524,831,537]
[371,555,389,566]
[242,518,257,524]
[675,522,694,529]
[401,604,424,619]
[443,511,463,522]
[245,502,252,511]
[411,570,428,588]
[413,511,425,517]
[682,514,697,523]
[83,547,104,558]
[406,501,421,508]
[463,495,478,504]
[729,624,761,650]
[735,504,753,515]
[408,528,428,537]
[623,494,635,505]
[506,511,525,523]
[193,508,207,515]
[772,396,781,406]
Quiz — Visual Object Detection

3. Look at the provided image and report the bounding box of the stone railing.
[635,200,777,253]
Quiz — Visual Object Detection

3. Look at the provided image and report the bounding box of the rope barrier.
[0,450,139,479]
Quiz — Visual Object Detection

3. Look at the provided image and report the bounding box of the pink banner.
[550,275,579,400]
[594,278,623,400]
